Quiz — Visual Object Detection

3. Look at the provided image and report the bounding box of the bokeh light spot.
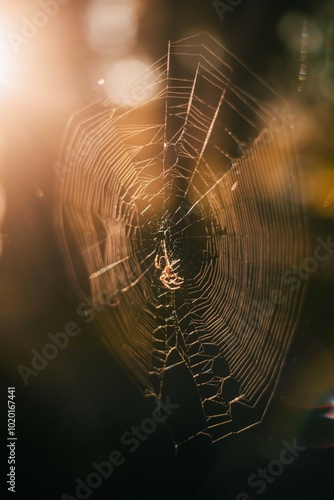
[104,58,154,106]
[85,0,139,55]
[278,12,324,55]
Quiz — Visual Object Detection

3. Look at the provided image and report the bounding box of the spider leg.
[155,254,161,269]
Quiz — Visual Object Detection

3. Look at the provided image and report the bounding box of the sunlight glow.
[0,19,15,89]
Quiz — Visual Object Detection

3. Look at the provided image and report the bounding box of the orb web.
[55,34,308,446]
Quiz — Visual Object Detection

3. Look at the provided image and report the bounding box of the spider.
[154,240,184,290]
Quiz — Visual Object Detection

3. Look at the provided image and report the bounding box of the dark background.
[1,0,334,499]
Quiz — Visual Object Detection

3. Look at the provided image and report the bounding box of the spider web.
[55,34,308,447]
